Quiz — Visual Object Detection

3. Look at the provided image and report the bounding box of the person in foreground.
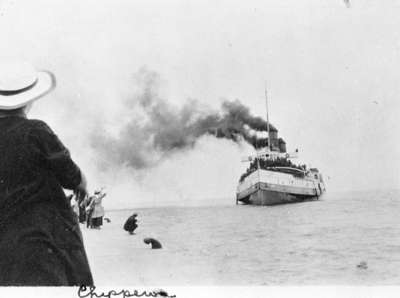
[0,61,94,286]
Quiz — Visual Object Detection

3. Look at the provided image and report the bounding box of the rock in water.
[144,237,162,249]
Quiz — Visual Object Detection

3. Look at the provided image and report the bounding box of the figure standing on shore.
[90,189,106,229]
[83,194,95,228]
[0,61,93,285]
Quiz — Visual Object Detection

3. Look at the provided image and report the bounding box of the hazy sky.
[1,0,399,208]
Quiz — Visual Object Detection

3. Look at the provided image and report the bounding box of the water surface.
[82,189,400,285]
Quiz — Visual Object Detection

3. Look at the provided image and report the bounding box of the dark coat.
[123,215,138,233]
[0,116,93,286]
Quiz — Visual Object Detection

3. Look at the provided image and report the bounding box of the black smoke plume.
[90,68,281,169]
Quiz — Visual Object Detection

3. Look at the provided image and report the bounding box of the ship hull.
[236,169,325,206]
[237,182,319,205]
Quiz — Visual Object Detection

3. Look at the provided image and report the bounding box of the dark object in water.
[144,237,162,249]
[356,261,368,269]
[104,217,111,223]
[123,213,138,234]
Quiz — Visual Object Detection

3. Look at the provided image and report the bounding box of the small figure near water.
[356,261,368,270]
[123,213,138,234]
[90,188,106,229]
[82,188,106,229]
[82,195,95,228]
[144,238,162,249]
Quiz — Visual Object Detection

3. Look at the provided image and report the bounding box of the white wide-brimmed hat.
[0,60,56,110]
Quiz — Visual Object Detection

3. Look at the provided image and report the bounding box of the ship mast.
[265,82,271,152]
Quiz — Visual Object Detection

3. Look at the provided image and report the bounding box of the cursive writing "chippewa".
[78,285,176,298]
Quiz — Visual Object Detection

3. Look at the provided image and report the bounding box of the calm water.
[86,189,400,285]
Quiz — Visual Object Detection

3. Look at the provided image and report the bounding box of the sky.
[1,0,399,208]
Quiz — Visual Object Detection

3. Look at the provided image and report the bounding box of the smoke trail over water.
[90,68,281,171]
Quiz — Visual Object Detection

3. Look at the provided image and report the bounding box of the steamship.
[236,91,326,206]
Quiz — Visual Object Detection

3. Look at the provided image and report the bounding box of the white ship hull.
[236,168,325,205]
